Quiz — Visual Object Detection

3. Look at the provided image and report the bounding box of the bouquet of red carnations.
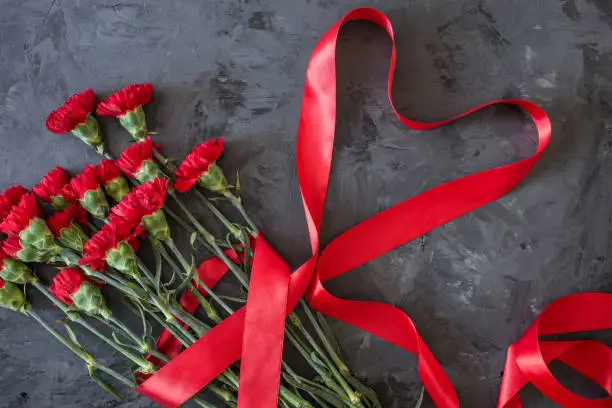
[0,84,381,408]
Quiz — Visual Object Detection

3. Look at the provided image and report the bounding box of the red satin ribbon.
[136,7,611,407]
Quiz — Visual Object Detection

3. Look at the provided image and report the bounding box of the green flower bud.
[103,176,130,202]
[72,115,104,154]
[80,187,109,219]
[0,259,37,285]
[135,160,164,184]
[141,209,170,243]
[0,281,27,312]
[15,246,41,263]
[51,195,70,211]
[197,162,230,193]
[106,241,139,277]
[19,218,61,262]
[119,106,147,142]
[58,222,90,253]
[71,282,111,318]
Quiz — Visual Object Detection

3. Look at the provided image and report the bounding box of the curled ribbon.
[136,7,611,408]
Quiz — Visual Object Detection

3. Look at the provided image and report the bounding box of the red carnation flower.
[96,159,130,203]
[47,204,89,237]
[2,236,22,258]
[0,185,29,221]
[96,84,153,117]
[49,268,100,305]
[174,139,225,192]
[110,178,169,242]
[0,194,40,236]
[68,165,109,218]
[116,137,153,178]
[46,89,97,134]
[97,160,122,185]
[110,178,169,224]
[33,167,71,207]
[115,137,164,183]
[0,277,4,289]
[69,165,100,200]
[80,220,142,271]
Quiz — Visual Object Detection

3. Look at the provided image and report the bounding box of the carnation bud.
[72,115,104,154]
[119,107,148,142]
[141,209,170,243]
[57,222,90,253]
[0,258,37,284]
[135,160,164,184]
[19,218,61,262]
[0,280,27,312]
[198,162,230,193]
[71,282,111,318]
[106,241,139,277]
[103,175,130,202]
[80,187,109,219]
[51,195,71,210]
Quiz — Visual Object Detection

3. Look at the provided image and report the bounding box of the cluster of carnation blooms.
[0,85,379,407]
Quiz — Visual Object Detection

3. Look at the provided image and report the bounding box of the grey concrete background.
[1,0,612,407]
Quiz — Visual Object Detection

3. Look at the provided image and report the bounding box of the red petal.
[0,194,41,236]
[96,159,121,185]
[46,89,96,134]
[70,165,101,200]
[33,167,70,203]
[96,84,153,117]
[47,203,89,237]
[174,138,224,192]
[111,177,168,224]
[0,185,29,221]
[116,137,154,178]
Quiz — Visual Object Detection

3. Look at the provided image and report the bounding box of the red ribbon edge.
[136,7,610,408]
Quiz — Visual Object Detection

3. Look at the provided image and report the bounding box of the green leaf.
[345,373,381,408]
[235,169,241,198]
[241,227,252,271]
[153,246,163,293]
[63,324,82,347]
[111,331,134,349]
[189,232,197,247]
[415,387,424,408]
[88,365,120,399]
[121,297,148,338]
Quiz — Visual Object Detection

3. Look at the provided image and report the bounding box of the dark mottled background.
[1,0,612,407]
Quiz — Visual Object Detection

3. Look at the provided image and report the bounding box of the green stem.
[165,238,234,316]
[285,326,349,403]
[27,308,135,387]
[222,190,257,234]
[290,313,361,406]
[156,244,221,323]
[33,286,228,407]
[167,189,248,287]
[32,282,154,373]
[193,188,243,242]
[164,206,214,251]
[147,310,192,347]
[106,314,149,352]
[169,304,211,335]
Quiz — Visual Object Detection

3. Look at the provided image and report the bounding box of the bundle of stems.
[0,84,386,407]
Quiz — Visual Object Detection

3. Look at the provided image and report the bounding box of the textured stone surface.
[1,0,612,407]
